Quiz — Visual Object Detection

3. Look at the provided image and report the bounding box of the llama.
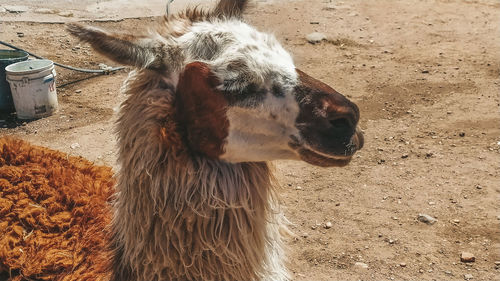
[0,0,364,280]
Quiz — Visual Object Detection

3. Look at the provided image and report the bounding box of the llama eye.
[223,83,267,107]
[272,84,284,98]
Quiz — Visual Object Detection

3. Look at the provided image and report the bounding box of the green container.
[1,50,29,113]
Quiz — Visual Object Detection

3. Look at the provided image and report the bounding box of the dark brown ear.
[175,62,229,159]
[212,0,248,18]
[67,23,182,71]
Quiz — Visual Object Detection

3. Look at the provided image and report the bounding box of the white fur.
[177,20,302,163]
[222,91,301,162]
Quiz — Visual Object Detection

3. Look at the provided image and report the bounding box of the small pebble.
[58,11,74,17]
[400,262,406,267]
[418,214,437,225]
[459,132,466,137]
[461,252,475,263]
[354,262,368,269]
[70,143,80,149]
[475,185,482,189]
[306,32,327,44]
[322,5,336,11]
[75,89,82,94]
[34,8,56,14]
[464,273,473,280]
[324,222,332,229]
[4,5,29,13]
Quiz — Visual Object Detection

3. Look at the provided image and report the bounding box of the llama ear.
[66,23,182,71]
[175,62,229,159]
[213,0,248,18]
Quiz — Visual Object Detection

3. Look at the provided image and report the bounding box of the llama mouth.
[290,129,364,167]
[297,147,353,167]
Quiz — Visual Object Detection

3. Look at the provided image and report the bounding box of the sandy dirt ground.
[1,0,499,280]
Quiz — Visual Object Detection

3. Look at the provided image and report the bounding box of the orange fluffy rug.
[0,137,114,281]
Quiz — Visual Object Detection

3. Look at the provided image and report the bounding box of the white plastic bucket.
[5,59,58,119]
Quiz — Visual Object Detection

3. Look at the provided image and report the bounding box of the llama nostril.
[329,118,352,135]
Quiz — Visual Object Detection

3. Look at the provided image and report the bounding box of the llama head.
[68,0,363,167]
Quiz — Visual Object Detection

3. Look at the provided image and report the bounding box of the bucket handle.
[43,69,57,83]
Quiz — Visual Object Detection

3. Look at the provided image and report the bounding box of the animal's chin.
[297,148,353,167]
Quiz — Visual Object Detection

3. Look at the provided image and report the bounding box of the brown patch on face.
[292,69,363,164]
[296,69,360,121]
[175,62,229,158]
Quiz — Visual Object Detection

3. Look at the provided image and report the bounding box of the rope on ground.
[0,40,125,74]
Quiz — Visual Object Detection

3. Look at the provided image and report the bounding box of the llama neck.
[112,150,283,280]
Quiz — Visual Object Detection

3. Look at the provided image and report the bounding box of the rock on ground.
[354,262,368,269]
[460,252,475,263]
[58,11,74,17]
[34,8,57,14]
[4,5,29,13]
[417,213,437,225]
[306,32,327,44]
